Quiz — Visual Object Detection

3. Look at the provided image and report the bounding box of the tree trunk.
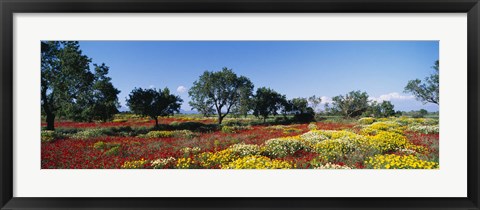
[42,88,55,130]
[263,117,266,123]
[218,115,223,124]
[46,112,55,131]
[217,109,224,124]
[154,117,159,128]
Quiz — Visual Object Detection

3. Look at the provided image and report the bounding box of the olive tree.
[330,90,370,118]
[188,68,253,124]
[41,41,93,130]
[127,87,183,127]
[404,60,439,105]
[252,87,285,123]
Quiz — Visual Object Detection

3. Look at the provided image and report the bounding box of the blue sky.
[78,41,439,112]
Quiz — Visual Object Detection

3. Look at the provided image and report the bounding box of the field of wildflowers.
[41,115,439,169]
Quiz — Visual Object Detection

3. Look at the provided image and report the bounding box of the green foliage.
[101,126,149,137]
[87,63,121,122]
[363,101,396,118]
[69,127,145,139]
[290,98,309,114]
[358,117,375,125]
[112,119,127,123]
[231,82,254,118]
[419,109,429,116]
[402,109,430,118]
[93,141,106,150]
[221,126,236,133]
[41,41,93,130]
[188,95,215,117]
[71,128,107,140]
[329,90,370,118]
[221,125,252,133]
[252,87,286,123]
[141,130,197,139]
[41,130,63,143]
[93,141,120,151]
[168,121,219,133]
[308,95,322,114]
[380,101,396,117]
[53,127,81,135]
[126,87,183,127]
[41,41,120,129]
[105,146,120,156]
[404,60,439,105]
[188,67,254,124]
[144,131,175,138]
[292,111,315,123]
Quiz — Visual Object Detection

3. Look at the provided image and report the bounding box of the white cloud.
[148,85,155,89]
[177,85,187,93]
[320,96,333,104]
[370,92,415,102]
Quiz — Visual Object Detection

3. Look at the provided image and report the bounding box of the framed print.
[1,0,479,209]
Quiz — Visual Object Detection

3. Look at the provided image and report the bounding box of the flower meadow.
[41,115,439,169]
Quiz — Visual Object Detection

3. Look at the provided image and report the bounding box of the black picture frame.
[1,0,479,209]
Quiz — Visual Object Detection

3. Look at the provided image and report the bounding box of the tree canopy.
[231,84,254,118]
[188,67,254,124]
[364,101,396,118]
[252,87,285,123]
[404,60,439,105]
[41,41,121,130]
[188,95,215,117]
[88,63,121,122]
[126,87,183,127]
[290,97,310,114]
[41,41,93,130]
[329,90,370,118]
[308,95,322,113]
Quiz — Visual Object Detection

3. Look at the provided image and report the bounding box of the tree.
[330,90,370,118]
[380,101,396,117]
[231,83,254,118]
[290,98,310,114]
[395,111,403,117]
[188,96,215,117]
[419,109,429,116]
[64,63,121,122]
[279,96,292,119]
[407,109,429,118]
[290,97,315,122]
[252,87,285,123]
[308,95,322,113]
[323,102,337,116]
[126,87,183,127]
[364,101,396,117]
[41,41,93,130]
[404,60,439,105]
[188,68,254,124]
[88,63,121,122]
[363,101,382,117]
